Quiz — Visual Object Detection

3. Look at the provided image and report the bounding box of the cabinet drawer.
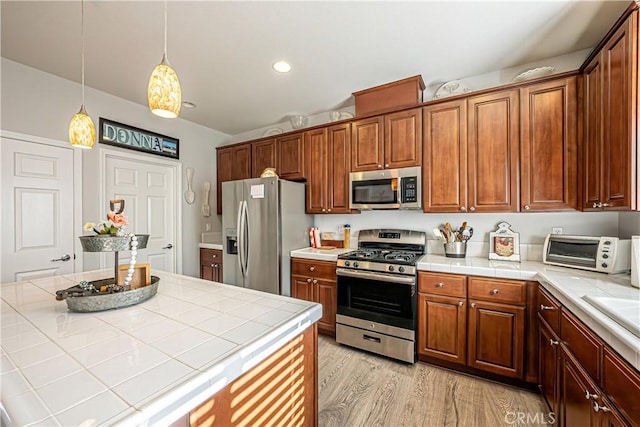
[537,287,560,334]
[468,277,526,305]
[200,248,223,265]
[561,309,602,382]
[603,346,640,424]
[418,272,466,297]
[291,259,336,279]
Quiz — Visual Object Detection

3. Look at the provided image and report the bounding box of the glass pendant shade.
[68,105,96,149]
[148,54,181,118]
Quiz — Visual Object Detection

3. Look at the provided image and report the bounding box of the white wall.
[1,58,230,277]
[619,212,640,239]
[314,211,621,261]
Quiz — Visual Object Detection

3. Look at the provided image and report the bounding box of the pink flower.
[107,211,128,228]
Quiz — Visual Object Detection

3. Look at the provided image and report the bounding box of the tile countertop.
[0,270,321,427]
[198,242,223,250]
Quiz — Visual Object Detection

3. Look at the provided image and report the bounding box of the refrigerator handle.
[243,200,250,280]
[236,200,245,278]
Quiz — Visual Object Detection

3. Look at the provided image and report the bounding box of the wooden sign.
[99,118,179,159]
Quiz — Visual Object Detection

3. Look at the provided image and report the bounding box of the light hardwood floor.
[318,336,548,427]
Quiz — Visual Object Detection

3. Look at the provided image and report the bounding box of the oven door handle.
[336,268,415,284]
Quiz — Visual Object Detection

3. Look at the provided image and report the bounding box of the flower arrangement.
[84,211,129,236]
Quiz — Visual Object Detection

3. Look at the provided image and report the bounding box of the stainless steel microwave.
[543,234,631,274]
[349,166,422,210]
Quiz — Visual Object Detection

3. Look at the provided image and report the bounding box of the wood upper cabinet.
[305,124,351,214]
[277,133,305,180]
[520,77,578,211]
[216,143,251,215]
[467,89,519,213]
[351,108,422,172]
[251,138,277,177]
[583,10,638,211]
[423,99,468,212]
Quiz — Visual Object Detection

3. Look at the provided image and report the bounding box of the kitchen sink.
[582,295,640,339]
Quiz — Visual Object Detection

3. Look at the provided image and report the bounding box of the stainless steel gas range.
[335,229,426,363]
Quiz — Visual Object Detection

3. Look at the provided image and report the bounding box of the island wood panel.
[277,133,305,180]
[467,89,519,212]
[190,325,318,427]
[350,116,384,172]
[520,77,578,211]
[383,108,422,169]
[422,100,468,212]
[251,138,277,178]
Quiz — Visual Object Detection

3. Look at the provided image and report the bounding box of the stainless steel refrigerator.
[222,177,312,296]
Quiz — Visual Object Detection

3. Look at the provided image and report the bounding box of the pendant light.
[68,0,96,149]
[147,0,181,118]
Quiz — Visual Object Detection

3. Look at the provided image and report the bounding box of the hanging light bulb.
[68,0,96,149]
[148,0,181,118]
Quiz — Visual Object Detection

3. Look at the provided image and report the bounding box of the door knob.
[51,254,71,262]
[163,244,173,249]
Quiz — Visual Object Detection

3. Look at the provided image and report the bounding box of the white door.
[1,137,76,282]
[104,153,177,273]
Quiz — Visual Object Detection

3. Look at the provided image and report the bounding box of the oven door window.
[337,274,415,330]
[547,240,598,267]
[352,178,398,205]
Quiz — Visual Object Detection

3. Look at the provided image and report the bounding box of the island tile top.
[0,270,321,427]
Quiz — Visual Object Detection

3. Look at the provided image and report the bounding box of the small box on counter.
[321,240,344,249]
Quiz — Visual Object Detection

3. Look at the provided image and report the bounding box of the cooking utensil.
[202,181,211,217]
[184,167,195,204]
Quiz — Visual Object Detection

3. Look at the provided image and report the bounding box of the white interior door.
[1,137,76,283]
[104,153,177,273]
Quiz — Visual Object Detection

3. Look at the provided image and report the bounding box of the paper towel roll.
[632,236,639,288]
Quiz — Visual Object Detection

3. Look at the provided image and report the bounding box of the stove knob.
[399,266,405,273]
[344,261,350,267]
[388,266,395,272]
[353,262,359,268]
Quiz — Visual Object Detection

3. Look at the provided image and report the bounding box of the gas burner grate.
[384,251,417,263]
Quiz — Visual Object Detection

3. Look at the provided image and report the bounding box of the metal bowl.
[79,234,149,252]
[64,276,159,312]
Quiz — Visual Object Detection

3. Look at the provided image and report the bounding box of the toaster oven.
[543,234,631,274]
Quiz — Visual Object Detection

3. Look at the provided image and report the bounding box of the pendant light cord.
[164,0,168,58]
[81,0,86,106]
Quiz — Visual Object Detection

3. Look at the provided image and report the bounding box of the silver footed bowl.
[79,234,149,252]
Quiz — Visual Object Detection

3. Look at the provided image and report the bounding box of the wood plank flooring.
[318,336,548,427]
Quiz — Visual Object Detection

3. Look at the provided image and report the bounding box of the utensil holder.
[444,242,467,258]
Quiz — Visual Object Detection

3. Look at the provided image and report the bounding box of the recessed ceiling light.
[182,101,196,109]
[273,61,291,73]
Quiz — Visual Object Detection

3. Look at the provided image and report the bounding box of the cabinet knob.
[585,391,599,400]
[458,301,464,306]
[307,278,312,284]
[540,304,555,311]
[322,208,326,212]
[524,205,530,210]
[436,282,444,288]
[313,279,318,284]
[212,254,217,258]
[377,164,383,169]
[593,202,599,208]
[550,339,559,346]
[384,164,389,168]
[470,303,476,308]
[327,208,331,212]
[593,401,609,413]
[210,263,215,268]
[469,207,475,212]
[460,206,466,211]
[310,266,315,272]
[491,289,499,295]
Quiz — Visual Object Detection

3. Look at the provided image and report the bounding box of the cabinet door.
[232,144,252,180]
[539,319,560,416]
[304,128,328,214]
[327,123,352,213]
[583,54,603,211]
[251,139,277,178]
[602,346,640,424]
[601,14,636,210]
[277,133,305,180]
[201,264,214,281]
[561,350,597,427]
[351,116,384,172]
[214,262,223,282]
[216,147,234,215]
[417,293,466,365]
[292,275,314,302]
[520,77,578,211]
[315,278,336,334]
[467,299,525,378]
[422,100,468,213]
[467,89,519,212]
[384,108,422,169]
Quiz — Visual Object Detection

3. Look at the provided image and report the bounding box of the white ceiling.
[0,1,630,136]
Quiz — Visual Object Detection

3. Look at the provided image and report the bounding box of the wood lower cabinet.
[418,293,467,365]
[277,133,305,180]
[200,248,223,282]
[251,138,277,177]
[539,318,561,416]
[216,143,251,215]
[561,350,599,427]
[520,76,578,211]
[291,259,337,335]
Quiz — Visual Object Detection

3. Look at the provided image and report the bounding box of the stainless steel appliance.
[349,166,421,210]
[336,229,426,363]
[222,178,312,296]
[543,234,631,274]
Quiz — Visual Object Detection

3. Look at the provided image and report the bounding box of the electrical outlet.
[552,227,563,234]
[205,223,211,232]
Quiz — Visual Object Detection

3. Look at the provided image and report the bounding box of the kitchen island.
[0,270,321,426]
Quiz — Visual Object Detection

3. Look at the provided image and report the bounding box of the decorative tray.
[56,276,159,312]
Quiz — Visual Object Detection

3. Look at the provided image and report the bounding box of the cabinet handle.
[307,278,312,284]
[540,304,555,311]
[601,203,610,207]
[469,207,475,212]
[593,401,610,413]
[458,301,464,306]
[460,206,466,211]
[585,391,599,400]
[313,279,318,284]
[470,303,476,308]
[436,282,444,288]
[309,266,315,272]
[491,289,499,295]
[524,205,530,210]
[593,202,600,208]
[550,339,559,346]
